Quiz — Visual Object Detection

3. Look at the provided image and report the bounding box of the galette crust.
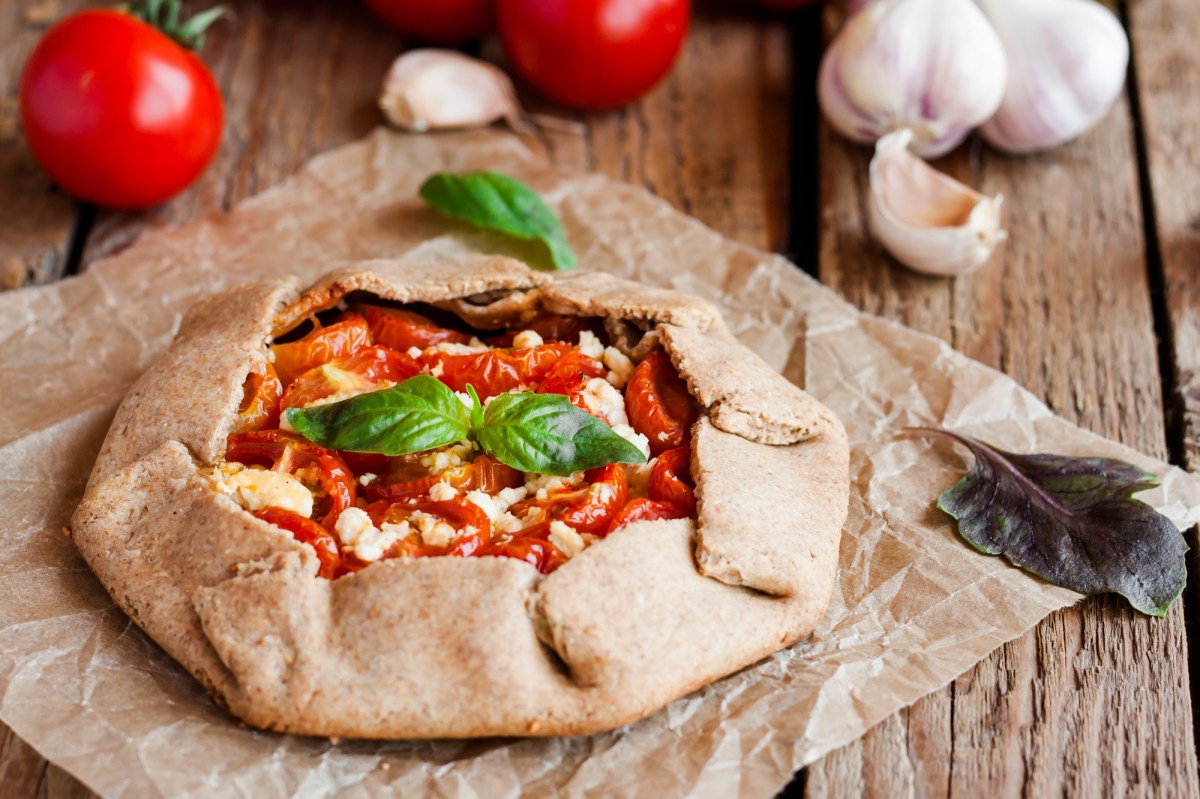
[70,256,850,739]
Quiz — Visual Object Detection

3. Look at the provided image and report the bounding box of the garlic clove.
[976,0,1129,155]
[379,49,523,133]
[818,0,1008,159]
[868,129,1007,277]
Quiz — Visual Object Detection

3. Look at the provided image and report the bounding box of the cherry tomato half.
[537,351,607,412]
[487,315,604,347]
[355,305,471,352]
[253,508,342,579]
[496,0,690,111]
[608,497,688,532]
[226,430,356,530]
[625,350,699,455]
[511,463,629,535]
[271,314,373,386]
[233,363,282,434]
[364,0,492,44]
[424,342,573,398]
[482,536,567,574]
[367,454,523,501]
[19,10,223,209]
[367,496,492,558]
[648,444,695,515]
[280,345,421,410]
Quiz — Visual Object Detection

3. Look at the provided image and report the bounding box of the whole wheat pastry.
[71,256,849,738]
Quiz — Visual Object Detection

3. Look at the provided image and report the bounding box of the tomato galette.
[72,257,849,739]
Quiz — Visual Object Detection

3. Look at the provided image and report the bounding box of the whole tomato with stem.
[364,0,493,44]
[496,0,690,111]
[19,1,225,210]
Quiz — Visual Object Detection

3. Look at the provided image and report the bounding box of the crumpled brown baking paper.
[1,129,1197,798]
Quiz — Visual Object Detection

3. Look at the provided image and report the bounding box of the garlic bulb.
[976,0,1129,154]
[868,130,1006,276]
[379,49,522,133]
[818,0,1008,159]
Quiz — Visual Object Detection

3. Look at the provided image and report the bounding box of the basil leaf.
[419,171,577,270]
[286,375,471,455]
[477,393,646,476]
[916,428,1187,617]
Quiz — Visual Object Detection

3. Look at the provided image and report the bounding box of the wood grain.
[0,0,85,290]
[804,3,1197,798]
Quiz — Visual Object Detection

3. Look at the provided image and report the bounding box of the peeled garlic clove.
[868,130,1006,276]
[976,0,1129,154]
[379,49,522,133]
[818,0,1008,159]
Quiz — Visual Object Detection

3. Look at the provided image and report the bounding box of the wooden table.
[2,0,1198,796]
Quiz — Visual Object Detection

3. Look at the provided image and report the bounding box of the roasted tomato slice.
[425,342,573,398]
[271,313,373,386]
[648,445,696,515]
[536,350,606,411]
[280,344,421,410]
[225,430,356,530]
[487,315,604,347]
[355,305,471,351]
[366,453,523,501]
[510,463,629,535]
[366,496,491,558]
[233,363,282,433]
[607,498,689,533]
[482,536,567,574]
[252,508,341,579]
[626,350,699,455]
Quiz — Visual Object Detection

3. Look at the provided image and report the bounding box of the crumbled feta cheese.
[334,507,409,562]
[577,330,605,359]
[512,329,544,349]
[548,521,586,558]
[429,480,458,501]
[209,465,314,517]
[602,346,635,388]
[493,512,526,534]
[359,473,378,486]
[455,391,475,409]
[419,441,477,476]
[406,346,423,359]
[429,362,445,377]
[623,458,656,498]
[612,424,652,458]
[430,339,489,355]
[525,472,583,501]
[410,510,460,548]
[465,486,527,520]
[581,377,629,426]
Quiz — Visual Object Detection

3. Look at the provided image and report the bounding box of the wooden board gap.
[786,5,823,278]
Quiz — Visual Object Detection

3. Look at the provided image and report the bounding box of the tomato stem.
[126,0,229,50]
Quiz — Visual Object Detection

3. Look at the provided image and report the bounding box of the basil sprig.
[419,171,577,270]
[285,375,645,476]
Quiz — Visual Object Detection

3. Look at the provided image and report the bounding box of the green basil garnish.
[477,392,647,476]
[286,375,470,455]
[419,171,577,270]
[285,375,644,476]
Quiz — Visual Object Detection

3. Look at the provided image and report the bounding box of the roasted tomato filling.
[208,303,699,576]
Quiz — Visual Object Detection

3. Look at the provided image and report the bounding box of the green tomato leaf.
[286,375,471,455]
[915,428,1187,617]
[419,171,577,270]
[478,393,646,476]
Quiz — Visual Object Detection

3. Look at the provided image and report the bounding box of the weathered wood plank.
[805,3,1196,798]
[0,0,86,290]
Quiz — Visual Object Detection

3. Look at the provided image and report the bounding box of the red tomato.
[482,537,567,574]
[496,0,690,110]
[487,315,604,347]
[511,464,628,535]
[225,430,357,530]
[279,345,421,410]
[648,444,695,515]
[252,508,342,579]
[424,342,573,398]
[271,314,373,386]
[367,454,523,501]
[608,497,688,532]
[537,351,607,412]
[234,363,282,434]
[625,350,699,455]
[19,9,223,209]
[367,496,492,557]
[364,0,492,43]
[355,306,471,352]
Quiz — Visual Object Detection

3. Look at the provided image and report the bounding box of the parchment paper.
[1,129,1197,799]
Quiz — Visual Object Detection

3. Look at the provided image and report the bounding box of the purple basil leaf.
[914,428,1187,617]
